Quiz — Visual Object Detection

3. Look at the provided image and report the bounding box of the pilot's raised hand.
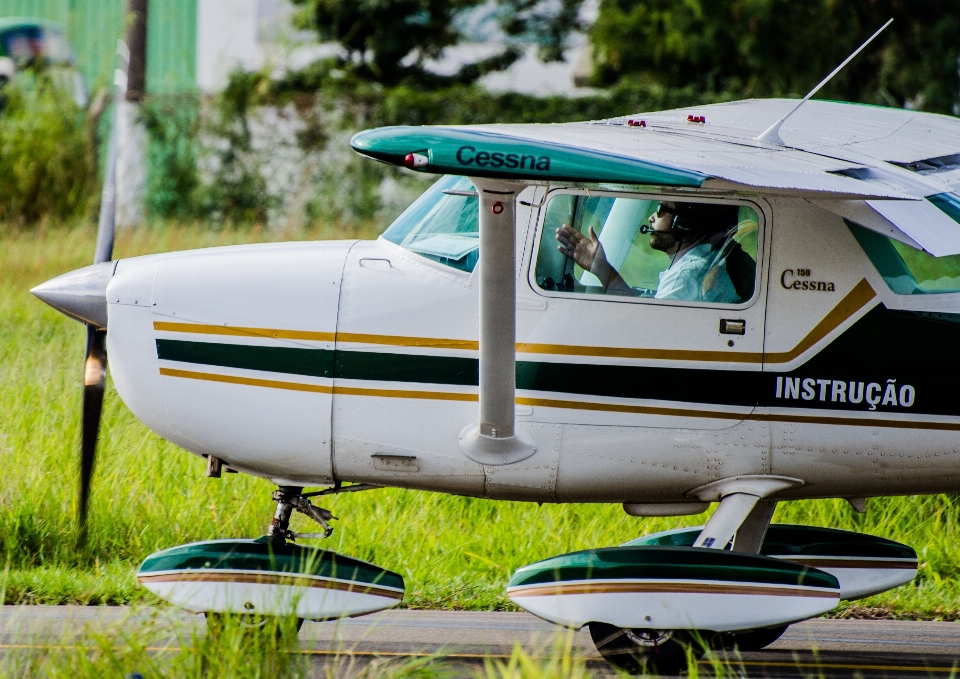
[556,224,613,286]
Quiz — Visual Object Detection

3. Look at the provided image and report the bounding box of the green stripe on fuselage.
[336,349,477,386]
[156,339,335,378]
[155,339,478,387]
[154,339,757,406]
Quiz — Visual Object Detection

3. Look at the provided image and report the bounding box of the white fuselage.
[105,184,960,504]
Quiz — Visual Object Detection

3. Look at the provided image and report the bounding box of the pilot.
[555,201,744,303]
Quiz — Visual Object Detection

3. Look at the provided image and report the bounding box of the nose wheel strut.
[267,486,336,544]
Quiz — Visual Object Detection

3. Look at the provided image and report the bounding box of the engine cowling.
[106,240,355,484]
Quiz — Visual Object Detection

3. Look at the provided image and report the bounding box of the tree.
[589,0,960,114]
[498,0,586,63]
[290,0,586,87]
[290,0,502,86]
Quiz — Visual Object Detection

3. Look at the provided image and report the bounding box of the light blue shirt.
[655,243,739,303]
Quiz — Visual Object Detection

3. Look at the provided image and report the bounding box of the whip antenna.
[755,18,893,146]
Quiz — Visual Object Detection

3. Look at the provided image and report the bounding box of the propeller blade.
[78,326,107,542]
[76,41,129,542]
[94,42,129,266]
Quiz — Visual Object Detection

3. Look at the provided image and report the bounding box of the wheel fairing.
[507,546,838,632]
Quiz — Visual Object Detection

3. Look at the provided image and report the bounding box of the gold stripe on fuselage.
[154,322,477,350]
[159,367,333,393]
[158,368,477,402]
[153,279,876,364]
[154,322,336,342]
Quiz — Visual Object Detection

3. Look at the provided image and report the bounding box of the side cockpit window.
[849,221,960,294]
[381,175,479,272]
[534,193,759,304]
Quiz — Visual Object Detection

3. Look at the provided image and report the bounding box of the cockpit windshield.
[381,175,479,272]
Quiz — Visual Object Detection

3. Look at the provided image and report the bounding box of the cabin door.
[514,190,771,501]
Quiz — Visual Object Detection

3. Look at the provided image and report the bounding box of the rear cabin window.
[534,193,759,304]
[849,221,960,294]
[381,175,479,273]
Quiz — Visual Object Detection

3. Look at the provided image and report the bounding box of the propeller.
[77,41,129,543]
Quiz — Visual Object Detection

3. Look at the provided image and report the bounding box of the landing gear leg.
[715,500,787,651]
[267,485,336,545]
[203,486,337,637]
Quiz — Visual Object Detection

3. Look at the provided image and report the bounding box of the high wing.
[352,99,960,256]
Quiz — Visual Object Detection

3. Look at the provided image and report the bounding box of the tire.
[588,622,705,675]
[205,612,304,639]
[716,624,788,652]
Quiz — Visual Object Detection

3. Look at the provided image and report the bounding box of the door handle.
[719,319,746,335]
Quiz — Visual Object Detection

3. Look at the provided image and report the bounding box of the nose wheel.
[588,623,706,675]
[205,612,305,639]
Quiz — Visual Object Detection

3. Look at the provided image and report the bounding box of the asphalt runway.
[0,606,958,677]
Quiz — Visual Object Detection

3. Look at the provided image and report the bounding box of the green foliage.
[0,71,96,225]
[141,94,202,220]
[290,0,518,87]
[589,0,960,113]
[497,0,586,63]
[141,83,278,224]
[137,65,717,229]
[233,59,720,130]
[200,75,277,224]
[288,0,593,86]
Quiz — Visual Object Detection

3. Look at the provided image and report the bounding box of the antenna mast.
[755,18,893,146]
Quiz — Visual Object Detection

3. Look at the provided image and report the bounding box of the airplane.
[30,27,960,675]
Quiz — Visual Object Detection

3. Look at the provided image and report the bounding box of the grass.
[1,221,960,617]
[0,607,444,678]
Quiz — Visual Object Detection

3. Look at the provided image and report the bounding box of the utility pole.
[125,0,147,103]
[116,0,148,227]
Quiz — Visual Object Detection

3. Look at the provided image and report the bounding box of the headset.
[639,202,738,243]
[638,203,698,242]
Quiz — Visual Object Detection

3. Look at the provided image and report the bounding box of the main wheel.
[589,623,704,675]
[205,612,304,639]
[715,624,787,652]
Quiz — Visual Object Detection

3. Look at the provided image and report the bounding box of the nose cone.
[31,261,116,329]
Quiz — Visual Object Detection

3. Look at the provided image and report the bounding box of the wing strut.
[756,18,892,146]
[458,178,536,465]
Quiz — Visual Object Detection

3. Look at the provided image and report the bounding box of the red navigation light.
[404,152,429,169]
